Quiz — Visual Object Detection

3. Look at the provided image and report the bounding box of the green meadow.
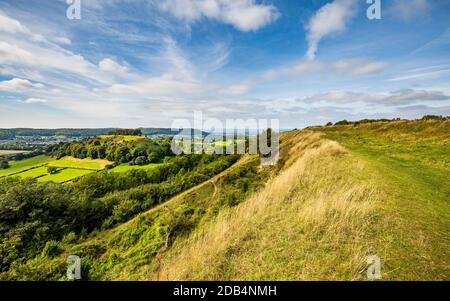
[15,167,52,180]
[38,168,95,183]
[0,156,55,178]
[1,156,110,183]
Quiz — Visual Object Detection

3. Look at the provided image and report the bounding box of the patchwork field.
[1,155,111,183]
[0,155,55,178]
[15,166,53,180]
[48,156,113,170]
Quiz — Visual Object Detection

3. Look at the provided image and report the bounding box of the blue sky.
[0,0,449,129]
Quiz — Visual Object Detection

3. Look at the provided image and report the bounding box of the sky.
[0,0,450,129]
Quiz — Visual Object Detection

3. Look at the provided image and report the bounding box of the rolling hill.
[1,118,449,280]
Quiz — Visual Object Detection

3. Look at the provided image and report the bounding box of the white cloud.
[0,13,29,34]
[305,0,357,60]
[158,0,279,32]
[263,61,325,80]
[333,57,388,75]
[53,36,72,45]
[219,82,251,96]
[391,0,429,21]
[24,98,48,104]
[107,74,201,97]
[99,58,129,76]
[390,65,450,82]
[297,89,450,106]
[0,41,34,63]
[0,40,110,85]
[0,78,44,92]
[163,37,195,79]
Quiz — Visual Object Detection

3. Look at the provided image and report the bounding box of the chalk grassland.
[38,169,95,183]
[320,119,450,280]
[0,150,31,156]
[155,134,378,280]
[0,155,55,178]
[154,120,450,280]
[47,156,113,170]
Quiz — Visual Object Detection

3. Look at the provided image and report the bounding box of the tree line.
[46,136,173,165]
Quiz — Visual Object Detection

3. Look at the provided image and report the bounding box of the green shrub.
[0,159,9,169]
[47,166,58,174]
[41,241,63,258]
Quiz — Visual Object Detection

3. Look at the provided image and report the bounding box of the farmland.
[0,155,55,178]
[0,150,31,156]
[47,156,113,170]
[15,166,52,180]
[38,168,95,183]
[1,156,111,183]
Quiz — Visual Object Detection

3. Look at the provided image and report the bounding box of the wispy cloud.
[0,78,44,92]
[305,0,357,60]
[333,57,388,75]
[296,89,450,106]
[391,0,429,21]
[158,0,280,32]
[263,61,326,80]
[24,97,48,104]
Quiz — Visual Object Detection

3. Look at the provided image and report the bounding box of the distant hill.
[0,128,208,140]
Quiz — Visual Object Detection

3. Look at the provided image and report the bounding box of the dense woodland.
[46,136,173,165]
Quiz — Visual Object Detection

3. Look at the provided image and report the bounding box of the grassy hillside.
[1,119,448,280]
[153,120,449,280]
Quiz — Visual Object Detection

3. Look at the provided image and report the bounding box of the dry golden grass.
[0,150,31,156]
[154,134,381,280]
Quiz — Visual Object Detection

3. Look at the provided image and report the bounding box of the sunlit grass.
[0,155,54,178]
[38,168,95,183]
[48,156,113,170]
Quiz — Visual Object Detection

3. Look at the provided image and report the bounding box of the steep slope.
[153,120,450,280]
